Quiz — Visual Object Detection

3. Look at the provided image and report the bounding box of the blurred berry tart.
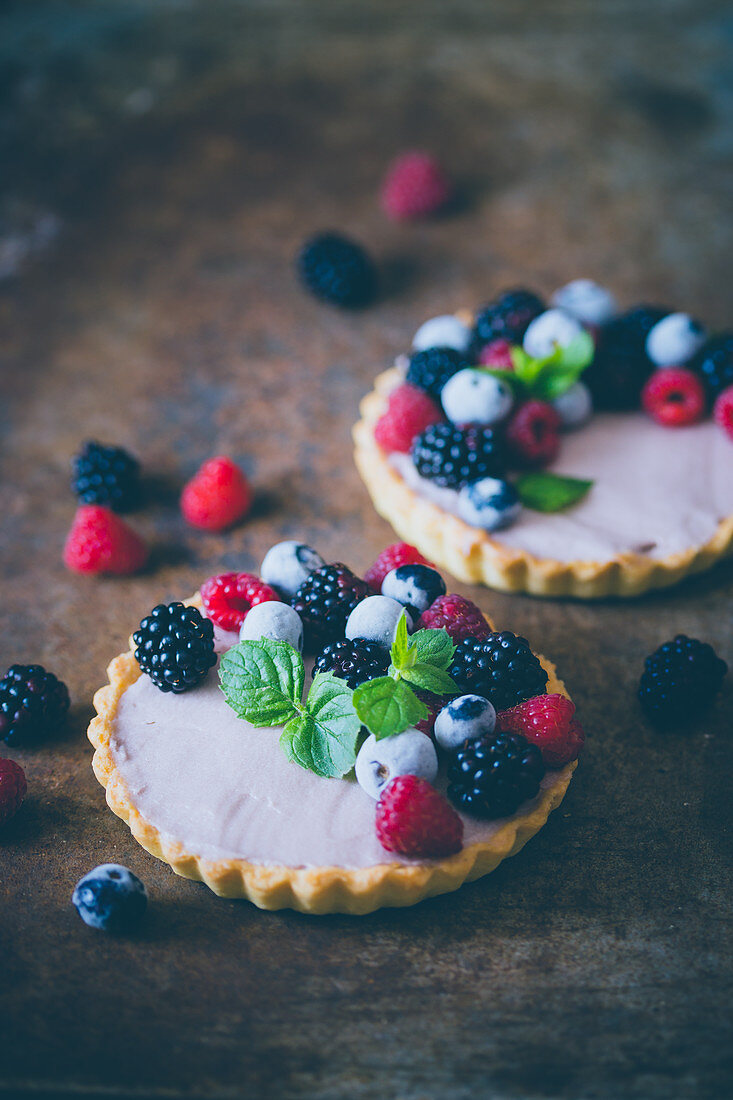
[354,283,733,596]
[88,543,582,913]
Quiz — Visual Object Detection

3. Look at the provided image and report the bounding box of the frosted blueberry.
[72,864,147,932]
[440,368,514,426]
[523,309,584,360]
[239,600,303,651]
[412,314,472,354]
[550,279,617,327]
[551,380,593,429]
[645,312,706,367]
[355,728,439,800]
[260,540,324,599]
[457,477,521,532]
[434,694,496,752]
[345,595,412,650]
[381,563,446,617]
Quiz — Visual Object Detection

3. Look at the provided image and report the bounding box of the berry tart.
[354,284,733,597]
[88,542,583,913]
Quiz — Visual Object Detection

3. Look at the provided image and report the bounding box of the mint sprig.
[482,331,594,403]
[516,471,594,512]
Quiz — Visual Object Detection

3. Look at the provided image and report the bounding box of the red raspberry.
[496,693,585,767]
[478,339,515,369]
[642,367,706,427]
[364,543,434,592]
[376,775,463,858]
[0,757,27,826]
[506,400,561,468]
[380,151,452,222]
[63,505,147,575]
[418,593,491,644]
[374,383,444,454]
[200,572,280,632]
[181,456,252,531]
[713,386,733,441]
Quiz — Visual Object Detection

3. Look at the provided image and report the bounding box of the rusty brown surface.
[0,4,732,1098]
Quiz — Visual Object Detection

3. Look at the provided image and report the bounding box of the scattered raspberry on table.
[380,151,452,221]
[181,456,252,531]
[63,504,147,575]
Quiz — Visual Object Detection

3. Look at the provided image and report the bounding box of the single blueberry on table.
[72,863,147,932]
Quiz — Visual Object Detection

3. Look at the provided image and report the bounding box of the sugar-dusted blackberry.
[0,664,70,746]
[585,305,668,410]
[472,289,545,349]
[689,332,733,403]
[312,637,390,689]
[639,634,727,726]
[292,563,370,650]
[411,422,506,490]
[133,602,216,694]
[72,441,141,512]
[296,232,377,308]
[406,346,467,400]
[447,731,545,819]
[449,632,548,712]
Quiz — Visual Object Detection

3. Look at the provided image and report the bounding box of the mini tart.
[354,367,733,598]
[88,596,575,915]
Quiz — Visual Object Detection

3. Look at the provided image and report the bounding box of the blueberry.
[381,564,446,617]
[523,309,584,359]
[72,864,147,932]
[412,314,472,354]
[355,728,438,799]
[260,540,325,599]
[345,595,412,650]
[645,312,706,367]
[239,601,304,651]
[440,368,514,426]
[434,694,496,752]
[457,477,521,532]
[551,380,593,429]
[550,279,617,327]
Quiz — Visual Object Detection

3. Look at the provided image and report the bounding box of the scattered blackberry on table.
[297,232,377,308]
[72,441,141,512]
[0,664,70,746]
[133,603,216,694]
[689,332,733,403]
[639,634,727,726]
[448,731,545,819]
[472,289,545,349]
[584,305,668,410]
[406,346,468,401]
[411,422,506,490]
[72,864,147,932]
[312,638,390,690]
[449,632,548,712]
[292,563,370,650]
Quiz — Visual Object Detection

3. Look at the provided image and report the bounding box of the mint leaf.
[479,367,525,396]
[408,627,455,671]
[390,610,416,672]
[555,330,594,372]
[511,345,549,387]
[353,676,428,740]
[516,472,593,513]
[531,364,585,402]
[401,663,458,695]
[509,332,595,401]
[279,672,361,778]
[219,640,303,726]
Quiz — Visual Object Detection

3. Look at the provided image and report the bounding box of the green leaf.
[219,640,303,726]
[516,472,594,513]
[478,367,526,396]
[555,330,594,372]
[401,663,459,695]
[408,627,456,671]
[280,672,361,778]
[509,332,595,401]
[389,610,416,672]
[353,676,429,740]
[531,364,585,402]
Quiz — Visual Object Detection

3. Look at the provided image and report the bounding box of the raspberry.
[689,332,733,402]
[412,422,507,490]
[376,775,463,858]
[380,151,452,221]
[133,602,216,693]
[0,758,27,827]
[0,665,70,746]
[639,634,727,726]
[181,456,252,531]
[584,305,667,410]
[496,693,585,767]
[63,505,147,575]
[505,400,561,468]
[478,338,515,369]
[473,289,545,348]
[448,731,545,819]
[449,632,548,712]
[364,543,433,592]
[200,572,280,633]
[714,386,733,441]
[418,593,491,644]
[312,638,390,690]
[374,383,444,454]
[72,441,141,512]
[297,232,377,308]
[642,367,706,427]
[292,563,370,650]
[406,346,468,401]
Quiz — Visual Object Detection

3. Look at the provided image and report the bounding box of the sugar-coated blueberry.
[457,477,521,532]
[412,315,472,354]
[72,863,147,932]
[523,309,584,360]
[355,728,438,800]
[551,380,593,429]
[345,595,412,649]
[440,368,514,426]
[434,694,496,752]
[239,601,304,651]
[381,563,446,617]
[260,540,325,599]
[550,279,617,327]
[645,312,706,367]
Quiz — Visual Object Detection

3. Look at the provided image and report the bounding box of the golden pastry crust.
[87,596,576,914]
[353,367,733,598]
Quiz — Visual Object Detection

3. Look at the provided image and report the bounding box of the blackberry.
[297,232,377,308]
[292,563,370,650]
[411,422,506,490]
[585,305,668,410]
[0,664,70,746]
[472,289,545,349]
[449,632,548,712]
[406,346,467,400]
[133,603,216,694]
[639,634,727,726]
[689,332,733,402]
[313,638,390,689]
[448,731,545,818]
[72,441,141,512]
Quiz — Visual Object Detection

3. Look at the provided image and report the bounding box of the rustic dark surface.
[1,4,732,1099]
